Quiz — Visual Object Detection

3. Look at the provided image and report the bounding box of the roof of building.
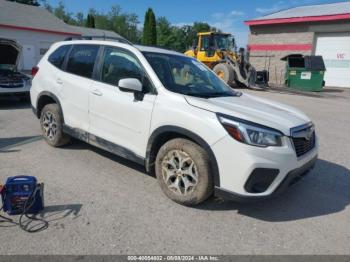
[0,0,123,38]
[246,1,350,26]
[68,25,122,38]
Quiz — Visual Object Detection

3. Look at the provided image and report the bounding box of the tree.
[86,14,95,28]
[75,12,85,26]
[42,1,222,49]
[87,5,140,43]
[142,9,150,44]
[6,0,40,6]
[169,26,187,52]
[156,17,172,47]
[50,1,77,25]
[148,8,157,45]
[142,8,157,45]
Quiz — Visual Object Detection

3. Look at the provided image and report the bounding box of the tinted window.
[66,45,99,78]
[101,47,143,86]
[48,45,70,68]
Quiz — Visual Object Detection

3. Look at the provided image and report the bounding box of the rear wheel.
[213,63,235,86]
[155,138,213,206]
[40,103,71,147]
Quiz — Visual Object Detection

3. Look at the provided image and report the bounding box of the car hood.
[185,93,310,135]
[0,38,21,68]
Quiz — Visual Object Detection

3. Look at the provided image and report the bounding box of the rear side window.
[66,45,99,78]
[48,45,71,68]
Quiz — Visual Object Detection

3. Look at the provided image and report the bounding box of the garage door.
[315,34,350,88]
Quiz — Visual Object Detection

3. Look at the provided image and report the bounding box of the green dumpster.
[282,54,326,92]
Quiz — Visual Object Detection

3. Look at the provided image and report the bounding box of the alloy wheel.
[41,111,58,141]
[161,150,198,196]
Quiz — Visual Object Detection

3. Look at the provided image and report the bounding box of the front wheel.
[155,138,213,206]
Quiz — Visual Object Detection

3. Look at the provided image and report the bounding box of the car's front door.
[89,46,157,159]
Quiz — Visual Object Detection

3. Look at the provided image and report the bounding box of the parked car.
[0,38,31,101]
[30,38,318,205]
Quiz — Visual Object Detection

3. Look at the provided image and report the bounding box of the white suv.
[30,37,318,205]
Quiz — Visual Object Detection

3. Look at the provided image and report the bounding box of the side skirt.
[63,124,145,166]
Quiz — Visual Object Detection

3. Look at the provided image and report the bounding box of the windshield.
[143,52,239,98]
[214,34,234,50]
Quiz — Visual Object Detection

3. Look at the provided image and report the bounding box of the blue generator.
[1,176,44,215]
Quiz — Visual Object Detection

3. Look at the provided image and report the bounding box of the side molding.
[63,124,145,166]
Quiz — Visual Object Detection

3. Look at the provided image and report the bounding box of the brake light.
[31,66,39,77]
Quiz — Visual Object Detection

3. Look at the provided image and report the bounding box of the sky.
[46,0,348,47]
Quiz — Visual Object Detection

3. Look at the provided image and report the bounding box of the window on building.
[66,45,99,78]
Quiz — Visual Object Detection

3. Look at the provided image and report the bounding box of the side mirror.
[118,78,143,93]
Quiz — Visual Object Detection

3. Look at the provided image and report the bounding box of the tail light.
[31,66,39,77]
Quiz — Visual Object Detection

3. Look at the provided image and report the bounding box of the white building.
[246,2,350,88]
[0,0,123,71]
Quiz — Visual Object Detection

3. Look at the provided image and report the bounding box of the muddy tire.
[155,138,213,206]
[213,63,235,86]
[40,103,71,147]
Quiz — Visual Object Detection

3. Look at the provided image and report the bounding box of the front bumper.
[0,84,31,95]
[215,155,317,202]
[211,133,318,200]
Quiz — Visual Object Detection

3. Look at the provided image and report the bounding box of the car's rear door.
[59,44,100,131]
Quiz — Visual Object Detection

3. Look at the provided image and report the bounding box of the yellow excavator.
[185,32,268,89]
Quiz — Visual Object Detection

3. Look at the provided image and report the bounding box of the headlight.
[218,114,283,147]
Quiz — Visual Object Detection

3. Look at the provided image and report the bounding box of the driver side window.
[101,47,142,86]
[100,47,154,93]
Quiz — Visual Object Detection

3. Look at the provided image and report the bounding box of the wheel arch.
[36,91,64,122]
[145,125,220,187]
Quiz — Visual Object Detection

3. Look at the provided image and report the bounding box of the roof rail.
[135,44,177,52]
[64,35,133,45]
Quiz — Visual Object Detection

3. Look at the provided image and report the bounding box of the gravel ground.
[0,87,349,255]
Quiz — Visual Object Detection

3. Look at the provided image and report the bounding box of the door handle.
[91,89,103,96]
[56,79,63,85]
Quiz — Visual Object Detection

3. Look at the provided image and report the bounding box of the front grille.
[0,73,26,88]
[291,123,316,157]
[0,81,24,88]
[292,132,315,157]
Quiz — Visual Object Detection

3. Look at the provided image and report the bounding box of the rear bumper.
[215,155,317,202]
